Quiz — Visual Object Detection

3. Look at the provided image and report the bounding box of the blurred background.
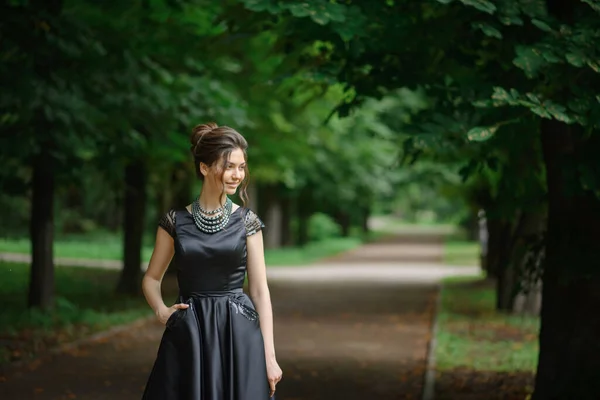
[1,1,599,399]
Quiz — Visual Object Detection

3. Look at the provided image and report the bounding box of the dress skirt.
[142,289,272,400]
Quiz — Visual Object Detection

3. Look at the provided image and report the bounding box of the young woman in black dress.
[141,122,282,399]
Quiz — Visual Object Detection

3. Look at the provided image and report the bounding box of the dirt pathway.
[1,233,480,400]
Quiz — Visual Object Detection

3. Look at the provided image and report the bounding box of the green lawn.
[435,276,540,372]
[443,240,480,266]
[2,226,474,267]
[265,237,363,265]
[0,235,367,267]
[0,236,154,262]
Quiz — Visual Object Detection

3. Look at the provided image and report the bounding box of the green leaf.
[286,1,346,26]
[581,0,600,12]
[587,61,600,73]
[472,22,502,38]
[459,0,497,14]
[330,5,367,41]
[531,19,553,33]
[498,15,524,26]
[513,45,546,78]
[568,98,591,114]
[530,105,552,119]
[566,52,586,67]
[240,0,282,13]
[544,102,573,123]
[288,3,312,18]
[519,0,548,18]
[467,125,498,141]
[491,87,511,102]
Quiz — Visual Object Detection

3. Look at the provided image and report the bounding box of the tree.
[232,0,600,396]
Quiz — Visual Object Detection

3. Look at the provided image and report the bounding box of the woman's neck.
[198,189,227,211]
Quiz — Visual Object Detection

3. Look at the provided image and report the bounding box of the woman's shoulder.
[240,207,265,237]
[158,209,178,238]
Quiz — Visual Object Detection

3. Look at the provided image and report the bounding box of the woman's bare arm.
[246,231,275,358]
[142,227,187,323]
[246,230,282,396]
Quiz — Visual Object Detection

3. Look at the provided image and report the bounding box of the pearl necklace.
[191,197,233,234]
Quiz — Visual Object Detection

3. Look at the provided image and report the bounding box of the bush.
[308,213,342,242]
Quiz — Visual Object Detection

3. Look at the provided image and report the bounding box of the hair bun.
[190,122,219,149]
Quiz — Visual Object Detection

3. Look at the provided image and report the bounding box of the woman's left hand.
[266,358,282,398]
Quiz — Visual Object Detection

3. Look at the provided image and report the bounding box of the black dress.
[142,207,272,400]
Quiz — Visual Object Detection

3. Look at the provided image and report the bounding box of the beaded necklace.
[191,196,233,234]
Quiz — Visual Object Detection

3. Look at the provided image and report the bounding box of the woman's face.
[204,148,246,195]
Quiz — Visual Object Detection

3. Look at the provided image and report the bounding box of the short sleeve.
[158,209,176,238]
[244,209,265,237]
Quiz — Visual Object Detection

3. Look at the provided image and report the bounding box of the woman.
[141,122,282,399]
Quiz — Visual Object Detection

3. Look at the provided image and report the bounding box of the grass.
[265,237,363,265]
[435,276,540,372]
[443,240,480,266]
[0,236,155,262]
[0,261,179,366]
[0,235,368,267]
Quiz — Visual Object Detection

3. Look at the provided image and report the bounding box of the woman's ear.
[199,162,208,177]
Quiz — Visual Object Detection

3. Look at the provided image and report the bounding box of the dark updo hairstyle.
[190,122,249,206]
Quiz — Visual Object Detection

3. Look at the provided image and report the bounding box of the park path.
[1,230,479,400]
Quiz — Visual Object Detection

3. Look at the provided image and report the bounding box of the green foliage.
[232,0,599,222]
[308,213,342,242]
[467,126,499,142]
[238,0,367,40]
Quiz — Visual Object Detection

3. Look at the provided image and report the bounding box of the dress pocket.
[166,301,191,329]
[165,310,180,328]
[228,297,259,322]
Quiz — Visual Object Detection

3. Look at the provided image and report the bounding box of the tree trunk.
[510,213,545,316]
[484,216,509,278]
[512,279,542,316]
[246,180,258,211]
[496,211,545,313]
[532,120,600,399]
[257,184,282,249]
[485,214,514,308]
[264,199,282,249]
[296,188,311,246]
[335,211,351,237]
[171,162,192,208]
[28,150,55,309]
[27,0,63,310]
[117,160,147,295]
[280,195,293,247]
[165,163,193,275]
[496,258,516,311]
[361,206,370,235]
